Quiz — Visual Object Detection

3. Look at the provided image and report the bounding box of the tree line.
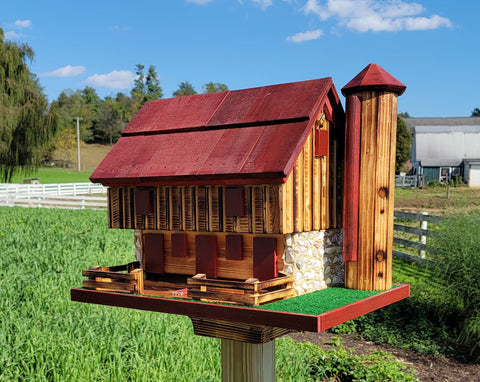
[0,27,230,181]
[53,64,229,150]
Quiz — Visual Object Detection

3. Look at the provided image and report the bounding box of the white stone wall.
[282,229,343,296]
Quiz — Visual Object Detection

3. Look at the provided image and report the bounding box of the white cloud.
[303,0,452,32]
[40,65,87,78]
[86,70,137,89]
[286,29,324,42]
[4,31,23,39]
[14,19,32,28]
[252,0,274,10]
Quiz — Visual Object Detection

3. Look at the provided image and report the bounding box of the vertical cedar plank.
[294,150,304,232]
[209,186,222,232]
[158,187,169,230]
[146,188,156,229]
[252,186,264,234]
[123,188,132,229]
[342,95,361,262]
[322,119,330,229]
[170,187,183,231]
[266,185,280,233]
[108,187,121,228]
[373,92,392,290]
[385,94,398,290]
[357,91,377,290]
[196,186,209,231]
[344,261,358,289]
[281,174,294,234]
[184,186,195,231]
[237,186,251,233]
[286,173,294,233]
[313,132,322,231]
[303,131,313,231]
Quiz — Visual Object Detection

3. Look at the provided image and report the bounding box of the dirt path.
[288,331,480,381]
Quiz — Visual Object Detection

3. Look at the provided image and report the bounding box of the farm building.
[86,63,405,304]
[405,117,480,186]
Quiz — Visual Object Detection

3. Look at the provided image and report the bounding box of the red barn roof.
[91,77,343,186]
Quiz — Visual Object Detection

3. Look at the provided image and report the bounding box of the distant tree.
[396,115,412,173]
[173,81,197,97]
[145,65,163,101]
[130,64,162,107]
[55,88,96,142]
[131,64,146,102]
[398,112,411,118]
[203,82,229,93]
[95,98,124,144]
[472,108,480,117]
[0,28,58,181]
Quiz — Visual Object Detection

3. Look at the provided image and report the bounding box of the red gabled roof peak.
[341,63,406,96]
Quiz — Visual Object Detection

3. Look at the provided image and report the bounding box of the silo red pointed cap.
[341,64,406,96]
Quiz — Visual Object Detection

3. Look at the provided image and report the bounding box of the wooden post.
[221,339,275,382]
[190,318,290,382]
[419,212,428,259]
[341,64,406,291]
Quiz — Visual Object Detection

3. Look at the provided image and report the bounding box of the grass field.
[0,207,419,381]
[8,144,112,184]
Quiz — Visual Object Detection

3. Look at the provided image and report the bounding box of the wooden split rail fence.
[393,211,441,266]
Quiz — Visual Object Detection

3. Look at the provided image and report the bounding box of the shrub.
[427,179,440,187]
[428,209,480,357]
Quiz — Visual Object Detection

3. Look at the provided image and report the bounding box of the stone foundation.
[282,229,343,296]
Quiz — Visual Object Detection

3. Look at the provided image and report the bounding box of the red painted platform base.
[71,284,409,333]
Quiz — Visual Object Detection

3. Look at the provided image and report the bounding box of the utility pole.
[75,117,83,171]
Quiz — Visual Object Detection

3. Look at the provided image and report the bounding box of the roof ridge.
[121,116,310,137]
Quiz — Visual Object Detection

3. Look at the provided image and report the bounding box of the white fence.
[0,182,108,210]
[0,182,107,197]
[395,174,424,188]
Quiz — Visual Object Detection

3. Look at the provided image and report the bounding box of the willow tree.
[0,28,58,182]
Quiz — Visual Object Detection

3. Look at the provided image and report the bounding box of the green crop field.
[0,207,418,381]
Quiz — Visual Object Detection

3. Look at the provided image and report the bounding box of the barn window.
[171,233,188,258]
[253,237,277,281]
[195,235,217,278]
[135,188,153,215]
[144,233,164,274]
[315,128,329,157]
[226,235,243,260]
[225,187,245,217]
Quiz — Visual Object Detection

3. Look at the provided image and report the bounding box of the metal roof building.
[406,118,480,186]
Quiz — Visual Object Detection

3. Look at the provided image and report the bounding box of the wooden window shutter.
[226,235,243,260]
[195,235,217,278]
[171,233,188,258]
[315,129,329,157]
[253,237,277,281]
[135,188,153,215]
[225,187,244,217]
[144,233,164,274]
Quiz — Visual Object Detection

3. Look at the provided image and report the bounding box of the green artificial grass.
[255,287,387,315]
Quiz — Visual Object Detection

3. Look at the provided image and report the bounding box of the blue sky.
[2,0,478,117]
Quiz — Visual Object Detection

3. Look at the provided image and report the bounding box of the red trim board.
[71,284,409,333]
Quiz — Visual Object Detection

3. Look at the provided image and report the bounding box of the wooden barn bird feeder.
[72,64,408,382]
